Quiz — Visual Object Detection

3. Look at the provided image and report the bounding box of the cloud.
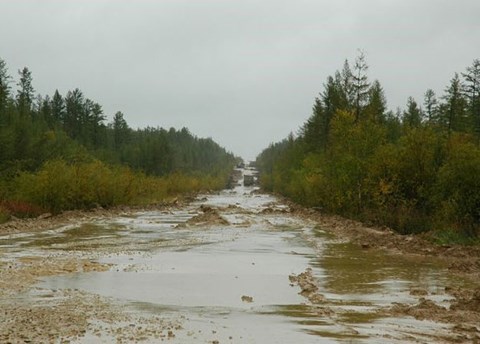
[1,0,479,159]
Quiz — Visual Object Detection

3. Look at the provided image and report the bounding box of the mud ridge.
[186,205,229,226]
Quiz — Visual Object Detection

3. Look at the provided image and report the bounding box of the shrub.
[435,138,480,237]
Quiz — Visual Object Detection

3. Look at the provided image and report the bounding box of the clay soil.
[283,200,480,342]
[0,202,187,344]
[1,195,479,342]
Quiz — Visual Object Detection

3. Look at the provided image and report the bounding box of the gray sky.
[1,0,479,160]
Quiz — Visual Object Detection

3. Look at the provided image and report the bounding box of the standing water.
[0,168,468,343]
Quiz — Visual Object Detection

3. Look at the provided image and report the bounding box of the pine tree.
[302,97,326,151]
[351,51,370,122]
[64,88,85,139]
[16,67,35,117]
[462,59,480,140]
[441,73,467,133]
[51,90,65,125]
[0,58,11,120]
[403,97,423,127]
[340,60,354,110]
[423,89,438,123]
[365,80,387,123]
[113,111,130,150]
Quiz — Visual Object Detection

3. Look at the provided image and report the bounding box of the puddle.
[1,168,471,342]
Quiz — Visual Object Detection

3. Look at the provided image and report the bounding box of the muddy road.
[0,168,479,343]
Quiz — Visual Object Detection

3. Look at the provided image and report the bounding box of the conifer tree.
[351,51,370,122]
[403,97,423,127]
[462,59,480,140]
[423,89,438,123]
[16,67,35,117]
[0,58,10,120]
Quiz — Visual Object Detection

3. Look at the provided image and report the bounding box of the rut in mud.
[0,168,479,343]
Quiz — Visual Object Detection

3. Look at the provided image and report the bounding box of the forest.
[256,54,480,243]
[0,58,236,220]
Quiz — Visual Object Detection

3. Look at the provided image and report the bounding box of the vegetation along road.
[1,168,479,343]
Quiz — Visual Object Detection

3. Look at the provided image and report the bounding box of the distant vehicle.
[243,175,255,186]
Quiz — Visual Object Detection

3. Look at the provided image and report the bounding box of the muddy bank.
[264,199,480,342]
[278,199,480,278]
[1,182,480,343]
[0,196,199,236]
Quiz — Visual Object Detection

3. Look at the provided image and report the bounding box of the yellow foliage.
[11,159,229,213]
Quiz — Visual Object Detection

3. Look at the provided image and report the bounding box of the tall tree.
[302,97,326,151]
[38,95,53,126]
[0,58,10,120]
[64,88,84,139]
[351,51,370,122]
[403,97,423,127]
[113,111,130,150]
[462,59,480,140]
[423,89,438,123]
[16,67,35,117]
[441,73,467,133]
[88,101,106,148]
[51,90,65,125]
[340,60,354,110]
[364,80,387,123]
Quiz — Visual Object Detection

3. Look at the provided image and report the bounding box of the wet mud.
[0,167,479,343]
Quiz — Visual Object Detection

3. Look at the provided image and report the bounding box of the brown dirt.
[0,254,184,343]
[2,192,480,342]
[289,268,324,303]
[280,199,480,342]
[285,201,480,279]
[0,200,195,343]
[382,295,480,341]
[0,256,110,297]
[186,205,229,226]
[0,289,182,343]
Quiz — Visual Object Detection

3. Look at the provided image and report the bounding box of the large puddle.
[0,168,467,343]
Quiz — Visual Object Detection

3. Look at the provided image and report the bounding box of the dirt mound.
[289,268,325,303]
[186,205,229,226]
[260,203,291,214]
[451,288,480,312]
[389,298,447,321]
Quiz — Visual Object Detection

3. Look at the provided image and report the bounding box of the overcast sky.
[1,0,479,160]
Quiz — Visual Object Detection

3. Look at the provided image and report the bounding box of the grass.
[430,228,480,246]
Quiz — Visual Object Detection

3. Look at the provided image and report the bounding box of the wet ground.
[0,168,477,343]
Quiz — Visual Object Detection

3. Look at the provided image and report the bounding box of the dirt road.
[0,168,479,343]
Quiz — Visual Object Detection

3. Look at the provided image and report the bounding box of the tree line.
[256,53,480,242]
[0,58,236,219]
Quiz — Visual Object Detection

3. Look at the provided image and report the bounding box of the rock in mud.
[241,295,254,303]
[289,268,324,303]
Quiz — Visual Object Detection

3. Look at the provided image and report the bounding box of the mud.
[0,289,182,344]
[185,205,229,226]
[1,169,480,343]
[288,202,480,278]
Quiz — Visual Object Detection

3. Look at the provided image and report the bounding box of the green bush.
[435,137,480,237]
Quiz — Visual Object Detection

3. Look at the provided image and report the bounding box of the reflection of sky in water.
[0,169,467,343]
